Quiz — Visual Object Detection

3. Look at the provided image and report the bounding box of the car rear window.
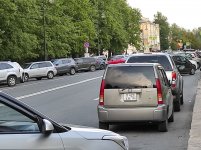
[104,66,156,89]
[127,55,173,71]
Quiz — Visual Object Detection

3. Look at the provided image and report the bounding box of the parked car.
[98,63,174,132]
[95,58,106,70]
[107,55,128,65]
[0,61,25,86]
[74,57,98,72]
[185,51,201,68]
[126,53,183,111]
[51,58,77,75]
[172,55,196,75]
[175,52,198,69]
[23,61,57,81]
[0,92,129,150]
[93,55,107,61]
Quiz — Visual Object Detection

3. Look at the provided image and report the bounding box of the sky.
[127,0,201,30]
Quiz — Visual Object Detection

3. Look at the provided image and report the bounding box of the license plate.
[121,93,137,101]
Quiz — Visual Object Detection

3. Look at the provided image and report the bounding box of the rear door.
[104,65,158,108]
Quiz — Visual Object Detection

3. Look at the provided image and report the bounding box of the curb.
[188,79,201,150]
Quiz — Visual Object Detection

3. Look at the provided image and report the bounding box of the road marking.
[93,98,99,101]
[16,76,102,100]
[2,75,80,91]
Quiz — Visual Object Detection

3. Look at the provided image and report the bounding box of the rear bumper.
[97,105,167,123]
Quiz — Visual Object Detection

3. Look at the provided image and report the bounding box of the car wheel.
[36,77,42,80]
[70,68,76,75]
[7,76,17,87]
[90,65,96,72]
[24,73,29,82]
[158,119,168,132]
[47,71,54,79]
[190,68,195,75]
[174,93,181,112]
[100,64,105,70]
[168,108,174,122]
[99,122,109,130]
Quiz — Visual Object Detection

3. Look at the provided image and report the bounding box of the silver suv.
[23,61,57,81]
[98,63,174,132]
[126,53,183,112]
[0,61,24,86]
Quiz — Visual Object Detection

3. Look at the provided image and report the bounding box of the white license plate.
[121,93,137,101]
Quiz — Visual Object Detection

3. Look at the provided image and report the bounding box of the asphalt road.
[0,70,199,150]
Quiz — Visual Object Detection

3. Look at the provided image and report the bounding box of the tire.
[36,77,42,80]
[100,64,105,70]
[90,65,96,72]
[158,119,168,132]
[99,122,109,130]
[190,68,195,75]
[7,76,17,87]
[174,93,181,112]
[47,71,54,79]
[168,108,174,122]
[70,68,76,75]
[24,73,29,82]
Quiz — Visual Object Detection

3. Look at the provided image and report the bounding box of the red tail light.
[156,78,163,104]
[99,79,105,106]
[172,72,177,88]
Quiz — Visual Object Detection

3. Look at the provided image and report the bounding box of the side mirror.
[177,65,185,72]
[42,119,54,135]
[55,64,59,66]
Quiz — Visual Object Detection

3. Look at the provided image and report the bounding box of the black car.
[74,57,98,72]
[51,58,77,75]
[172,55,196,75]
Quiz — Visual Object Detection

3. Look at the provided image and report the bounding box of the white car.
[0,61,24,86]
[0,92,129,150]
[24,61,57,81]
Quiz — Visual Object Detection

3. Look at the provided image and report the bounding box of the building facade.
[140,17,160,52]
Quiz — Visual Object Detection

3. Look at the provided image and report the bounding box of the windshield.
[23,63,31,69]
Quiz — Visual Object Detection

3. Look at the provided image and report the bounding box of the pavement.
[188,77,201,150]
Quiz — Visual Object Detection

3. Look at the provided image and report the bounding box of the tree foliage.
[0,0,141,62]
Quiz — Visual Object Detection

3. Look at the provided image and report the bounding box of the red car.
[107,55,127,64]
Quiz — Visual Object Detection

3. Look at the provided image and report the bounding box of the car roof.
[108,63,161,67]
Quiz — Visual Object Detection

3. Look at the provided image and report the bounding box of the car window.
[38,63,47,68]
[62,59,69,64]
[30,64,39,69]
[45,62,52,67]
[74,58,83,63]
[127,55,173,71]
[0,102,39,133]
[23,63,32,69]
[105,66,156,89]
[0,63,13,70]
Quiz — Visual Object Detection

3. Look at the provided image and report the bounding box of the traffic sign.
[84,42,89,48]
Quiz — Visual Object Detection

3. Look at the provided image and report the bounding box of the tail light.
[156,78,163,104]
[171,72,177,88]
[99,79,105,106]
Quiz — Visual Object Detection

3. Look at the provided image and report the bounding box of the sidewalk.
[188,79,201,150]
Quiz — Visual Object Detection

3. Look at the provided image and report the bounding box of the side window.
[0,63,13,70]
[62,60,68,64]
[161,69,169,86]
[30,64,39,69]
[157,69,166,85]
[76,59,83,63]
[0,102,40,133]
[38,63,46,68]
[45,62,52,67]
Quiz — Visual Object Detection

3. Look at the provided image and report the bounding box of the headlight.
[103,135,129,150]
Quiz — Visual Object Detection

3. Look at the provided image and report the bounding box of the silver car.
[24,61,57,81]
[98,63,174,132]
[126,53,183,112]
[0,92,128,150]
